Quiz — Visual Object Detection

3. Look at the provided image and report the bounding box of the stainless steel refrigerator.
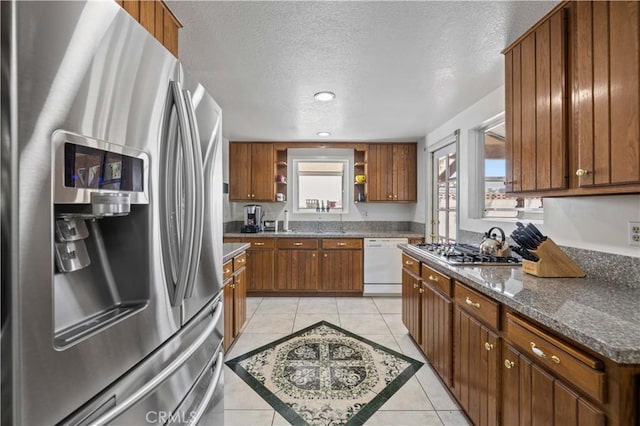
[1,1,224,424]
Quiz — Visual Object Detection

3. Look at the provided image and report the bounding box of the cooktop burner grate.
[414,243,521,266]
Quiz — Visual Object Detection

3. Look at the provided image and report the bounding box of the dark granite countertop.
[224,231,424,239]
[400,244,640,364]
[223,243,250,263]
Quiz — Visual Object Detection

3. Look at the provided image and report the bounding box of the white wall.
[422,85,640,257]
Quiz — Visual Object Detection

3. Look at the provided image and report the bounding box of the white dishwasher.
[364,238,408,296]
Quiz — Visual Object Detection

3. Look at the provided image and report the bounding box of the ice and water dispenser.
[52,131,150,348]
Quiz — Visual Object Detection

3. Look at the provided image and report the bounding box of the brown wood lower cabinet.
[401,264,422,346]
[422,282,453,386]
[276,239,319,291]
[502,342,605,426]
[223,252,247,352]
[224,238,275,292]
[319,250,363,292]
[453,305,500,426]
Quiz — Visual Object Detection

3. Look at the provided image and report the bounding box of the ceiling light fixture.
[317,131,331,137]
[314,91,336,101]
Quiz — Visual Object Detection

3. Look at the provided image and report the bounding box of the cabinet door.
[229,143,253,201]
[574,1,640,188]
[505,8,567,193]
[233,267,247,336]
[319,250,363,292]
[275,250,318,291]
[393,144,417,201]
[453,306,499,426]
[223,282,234,352]
[502,343,605,426]
[250,143,275,201]
[245,248,274,292]
[422,283,453,386]
[401,268,421,343]
[368,144,394,201]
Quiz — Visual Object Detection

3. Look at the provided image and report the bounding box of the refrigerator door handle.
[182,89,205,300]
[186,350,224,426]
[87,300,223,426]
[161,81,197,306]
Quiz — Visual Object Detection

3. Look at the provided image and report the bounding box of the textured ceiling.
[168,1,558,141]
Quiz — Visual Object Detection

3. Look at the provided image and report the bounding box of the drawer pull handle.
[504,359,515,369]
[575,168,590,177]
[237,258,245,263]
[253,242,265,246]
[428,274,439,282]
[337,242,347,246]
[530,342,560,364]
[413,283,419,289]
[484,342,494,351]
[405,260,414,265]
[465,297,480,308]
[223,268,231,274]
[293,242,303,246]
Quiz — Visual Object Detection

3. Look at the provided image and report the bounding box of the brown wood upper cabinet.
[367,143,417,202]
[504,6,568,193]
[229,142,276,202]
[573,1,640,189]
[504,0,640,196]
[115,0,181,57]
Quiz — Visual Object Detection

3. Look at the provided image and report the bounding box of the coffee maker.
[241,204,264,233]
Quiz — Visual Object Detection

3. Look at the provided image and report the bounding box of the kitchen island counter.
[223,243,251,263]
[400,244,640,364]
[224,231,424,239]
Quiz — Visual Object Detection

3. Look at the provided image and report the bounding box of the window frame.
[472,113,543,222]
[288,148,352,215]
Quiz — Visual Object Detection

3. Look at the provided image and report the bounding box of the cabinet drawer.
[421,264,451,296]
[247,238,275,249]
[454,282,499,330]
[277,239,319,249]
[321,238,363,249]
[233,252,247,271]
[223,260,233,281]
[402,253,420,275]
[506,313,606,403]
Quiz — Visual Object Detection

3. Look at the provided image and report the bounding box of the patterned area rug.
[225,321,423,425]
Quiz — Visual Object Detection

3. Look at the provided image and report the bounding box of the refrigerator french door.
[1,2,223,425]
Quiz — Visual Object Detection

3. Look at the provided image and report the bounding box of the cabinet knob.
[413,282,419,289]
[324,254,328,258]
[393,195,398,199]
[312,253,316,257]
[465,296,480,309]
[388,194,393,199]
[504,359,515,369]
[484,342,494,351]
[530,342,561,364]
[575,168,590,177]
[247,194,251,198]
[419,287,424,294]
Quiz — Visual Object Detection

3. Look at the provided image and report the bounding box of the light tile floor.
[224,296,470,426]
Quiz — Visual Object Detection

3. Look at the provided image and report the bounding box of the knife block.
[522,238,585,278]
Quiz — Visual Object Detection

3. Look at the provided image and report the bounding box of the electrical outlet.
[629,221,640,246]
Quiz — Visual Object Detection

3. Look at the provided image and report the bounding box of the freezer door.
[5,2,184,425]
[179,66,224,324]
[64,297,224,426]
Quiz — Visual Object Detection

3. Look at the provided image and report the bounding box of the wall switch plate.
[629,221,640,246]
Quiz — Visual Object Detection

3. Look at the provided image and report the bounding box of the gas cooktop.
[412,242,522,266]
